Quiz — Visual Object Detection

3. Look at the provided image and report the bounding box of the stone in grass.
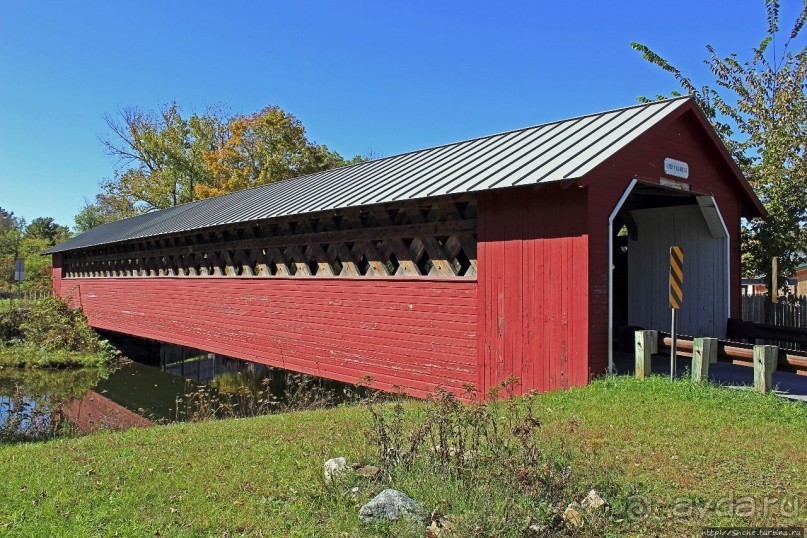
[563,503,584,528]
[324,457,348,482]
[358,489,427,524]
[355,465,381,478]
[580,489,607,511]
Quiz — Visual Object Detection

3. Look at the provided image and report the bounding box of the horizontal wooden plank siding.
[58,278,478,398]
[478,184,589,395]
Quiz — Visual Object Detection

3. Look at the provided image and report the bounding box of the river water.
[0,347,355,441]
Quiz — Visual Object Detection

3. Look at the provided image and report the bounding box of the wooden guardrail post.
[753,345,778,393]
[635,330,658,379]
[692,337,717,382]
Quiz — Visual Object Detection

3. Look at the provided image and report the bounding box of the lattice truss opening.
[63,198,478,279]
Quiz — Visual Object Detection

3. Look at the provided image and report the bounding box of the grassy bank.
[0,376,805,536]
[0,344,111,368]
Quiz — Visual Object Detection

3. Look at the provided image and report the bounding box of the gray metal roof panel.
[45,97,690,254]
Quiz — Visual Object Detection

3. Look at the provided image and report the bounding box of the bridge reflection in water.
[159,344,271,385]
[2,339,356,439]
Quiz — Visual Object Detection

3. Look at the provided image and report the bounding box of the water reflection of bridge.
[160,345,269,384]
[62,390,152,433]
[1,348,318,438]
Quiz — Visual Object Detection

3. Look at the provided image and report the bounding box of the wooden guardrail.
[726,318,807,351]
[656,332,807,375]
[635,330,807,393]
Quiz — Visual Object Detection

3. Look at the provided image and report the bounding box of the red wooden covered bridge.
[46,97,764,397]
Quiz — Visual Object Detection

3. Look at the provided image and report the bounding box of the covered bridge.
[46,97,764,397]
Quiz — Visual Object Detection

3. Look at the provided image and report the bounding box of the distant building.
[796,263,807,297]
[742,277,799,297]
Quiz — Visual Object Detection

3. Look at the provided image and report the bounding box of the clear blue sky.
[0,0,794,227]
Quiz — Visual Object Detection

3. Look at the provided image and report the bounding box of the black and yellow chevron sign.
[669,246,684,309]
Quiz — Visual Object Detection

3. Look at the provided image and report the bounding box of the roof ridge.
[357,96,691,168]
[135,96,694,210]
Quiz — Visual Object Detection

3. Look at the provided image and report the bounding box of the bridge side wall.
[57,278,477,398]
[477,185,590,395]
[51,253,63,296]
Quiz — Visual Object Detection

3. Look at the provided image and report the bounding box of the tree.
[0,210,71,291]
[631,0,807,295]
[16,235,52,291]
[196,106,355,199]
[25,217,70,246]
[99,102,227,211]
[82,103,363,227]
[0,207,15,233]
[0,210,22,289]
[73,198,110,233]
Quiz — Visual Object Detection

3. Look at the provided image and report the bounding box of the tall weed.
[362,379,611,535]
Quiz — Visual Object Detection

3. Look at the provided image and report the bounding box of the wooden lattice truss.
[63,197,478,279]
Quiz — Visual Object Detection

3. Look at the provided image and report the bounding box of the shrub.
[0,309,23,341]
[0,295,115,367]
[19,296,104,353]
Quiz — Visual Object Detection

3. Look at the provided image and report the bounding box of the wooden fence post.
[635,330,657,379]
[692,338,717,382]
[753,345,778,393]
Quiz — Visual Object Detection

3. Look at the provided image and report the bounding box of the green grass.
[0,376,805,536]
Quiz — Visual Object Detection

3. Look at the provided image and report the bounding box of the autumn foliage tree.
[197,106,352,198]
[77,103,362,230]
[632,0,807,295]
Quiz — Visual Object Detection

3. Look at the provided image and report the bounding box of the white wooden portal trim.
[608,179,638,374]
[697,195,731,323]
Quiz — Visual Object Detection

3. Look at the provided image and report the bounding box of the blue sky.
[0,0,794,227]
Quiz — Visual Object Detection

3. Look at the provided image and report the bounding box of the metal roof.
[47,97,691,254]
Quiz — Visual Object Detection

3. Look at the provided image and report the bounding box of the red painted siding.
[584,107,750,375]
[477,184,589,395]
[58,278,477,398]
[51,253,62,296]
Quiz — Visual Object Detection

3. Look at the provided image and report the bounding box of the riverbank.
[0,343,111,368]
[0,376,805,536]
[0,296,115,368]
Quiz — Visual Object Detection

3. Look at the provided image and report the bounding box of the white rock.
[527,523,546,535]
[324,456,348,481]
[581,489,607,511]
